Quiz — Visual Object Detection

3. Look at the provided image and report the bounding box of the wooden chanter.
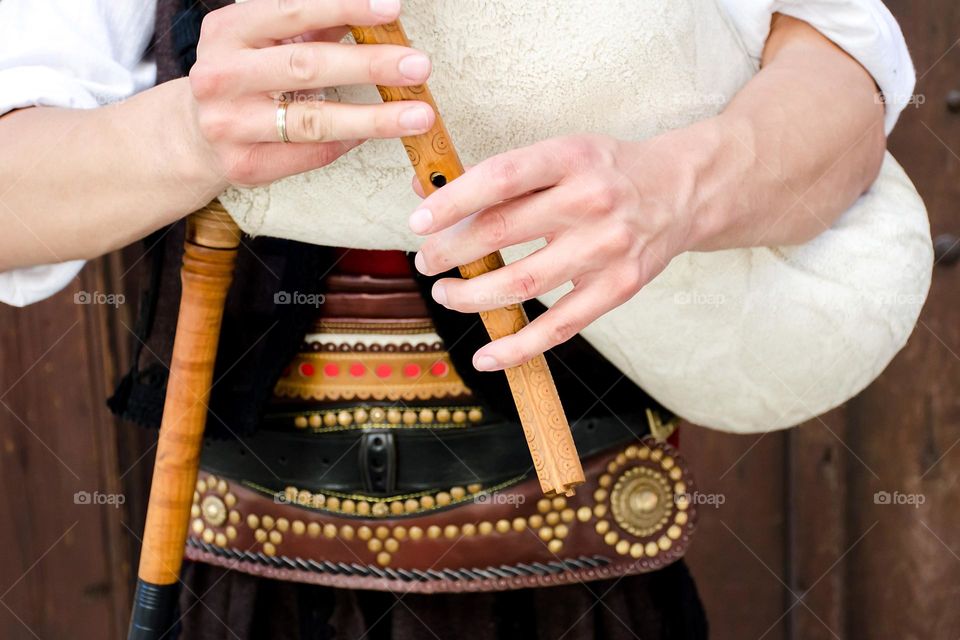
[127,20,584,639]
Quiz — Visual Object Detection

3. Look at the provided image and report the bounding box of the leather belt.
[187,436,698,594]
[201,412,651,495]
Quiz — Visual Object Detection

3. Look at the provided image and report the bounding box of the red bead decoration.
[375,364,393,378]
[299,363,315,377]
[403,363,421,378]
[349,363,366,377]
[431,361,449,377]
[323,363,340,377]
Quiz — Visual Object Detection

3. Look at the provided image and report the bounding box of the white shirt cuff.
[719,0,916,134]
[0,66,104,116]
[0,260,85,307]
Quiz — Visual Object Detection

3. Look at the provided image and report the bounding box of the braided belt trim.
[187,538,611,582]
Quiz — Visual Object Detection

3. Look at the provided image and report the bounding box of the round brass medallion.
[610,466,672,538]
[201,495,227,527]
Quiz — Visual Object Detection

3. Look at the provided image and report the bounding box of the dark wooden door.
[0,252,153,640]
[684,3,960,639]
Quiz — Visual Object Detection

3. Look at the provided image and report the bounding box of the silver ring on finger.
[276,93,291,144]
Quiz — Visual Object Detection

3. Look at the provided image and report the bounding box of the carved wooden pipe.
[351,21,585,496]
[128,203,241,640]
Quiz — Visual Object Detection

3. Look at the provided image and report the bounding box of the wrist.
[168,78,230,196]
[673,113,756,253]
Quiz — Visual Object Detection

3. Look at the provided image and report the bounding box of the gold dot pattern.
[189,438,694,572]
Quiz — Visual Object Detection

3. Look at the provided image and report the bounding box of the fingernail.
[432,283,447,305]
[399,106,431,132]
[369,0,400,18]
[474,354,499,371]
[409,208,433,233]
[398,54,431,82]
[414,251,428,274]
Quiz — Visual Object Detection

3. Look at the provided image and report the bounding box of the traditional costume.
[0,0,931,638]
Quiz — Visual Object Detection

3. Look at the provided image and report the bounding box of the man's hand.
[188,0,436,187]
[409,131,709,372]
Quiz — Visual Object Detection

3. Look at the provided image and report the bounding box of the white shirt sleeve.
[0,262,88,307]
[0,0,157,307]
[718,0,916,134]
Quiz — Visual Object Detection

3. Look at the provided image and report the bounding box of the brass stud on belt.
[201,495,227,527]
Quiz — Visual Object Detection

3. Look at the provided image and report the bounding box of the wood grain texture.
[681,427,790,640]
[840,2,960,638]
[135,203,241,585]
[785,407,848,640]
[0,254,138,640]
[686,3,960,638]
[351,21,584,496]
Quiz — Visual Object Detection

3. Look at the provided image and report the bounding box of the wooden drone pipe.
[128,203,241,639]
[351,21,585,496]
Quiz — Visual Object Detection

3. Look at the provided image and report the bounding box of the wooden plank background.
[0,2,956,638]
[0,249,152,640]
[684,2,960,638]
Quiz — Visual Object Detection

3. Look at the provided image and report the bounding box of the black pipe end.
[127,580,181,640]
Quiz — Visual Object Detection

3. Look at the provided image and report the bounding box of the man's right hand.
[187,0,435,187]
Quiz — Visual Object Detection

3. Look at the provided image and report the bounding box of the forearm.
[0,78,225,271]
[0,0,437,275]
[683,14,886,251]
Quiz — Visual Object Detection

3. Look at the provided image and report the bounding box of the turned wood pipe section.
[129,202,241,640]
[351,22,585,496]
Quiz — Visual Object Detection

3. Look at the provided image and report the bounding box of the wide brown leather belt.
[186,435,697,593]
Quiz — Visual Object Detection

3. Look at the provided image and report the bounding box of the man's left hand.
[409,132,702,372]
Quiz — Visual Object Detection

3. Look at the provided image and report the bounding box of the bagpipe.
[127,20,584,639]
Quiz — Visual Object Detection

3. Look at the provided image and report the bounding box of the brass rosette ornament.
[591,437,697,568]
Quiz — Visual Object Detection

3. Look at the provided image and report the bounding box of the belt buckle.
[358,430,397,494]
